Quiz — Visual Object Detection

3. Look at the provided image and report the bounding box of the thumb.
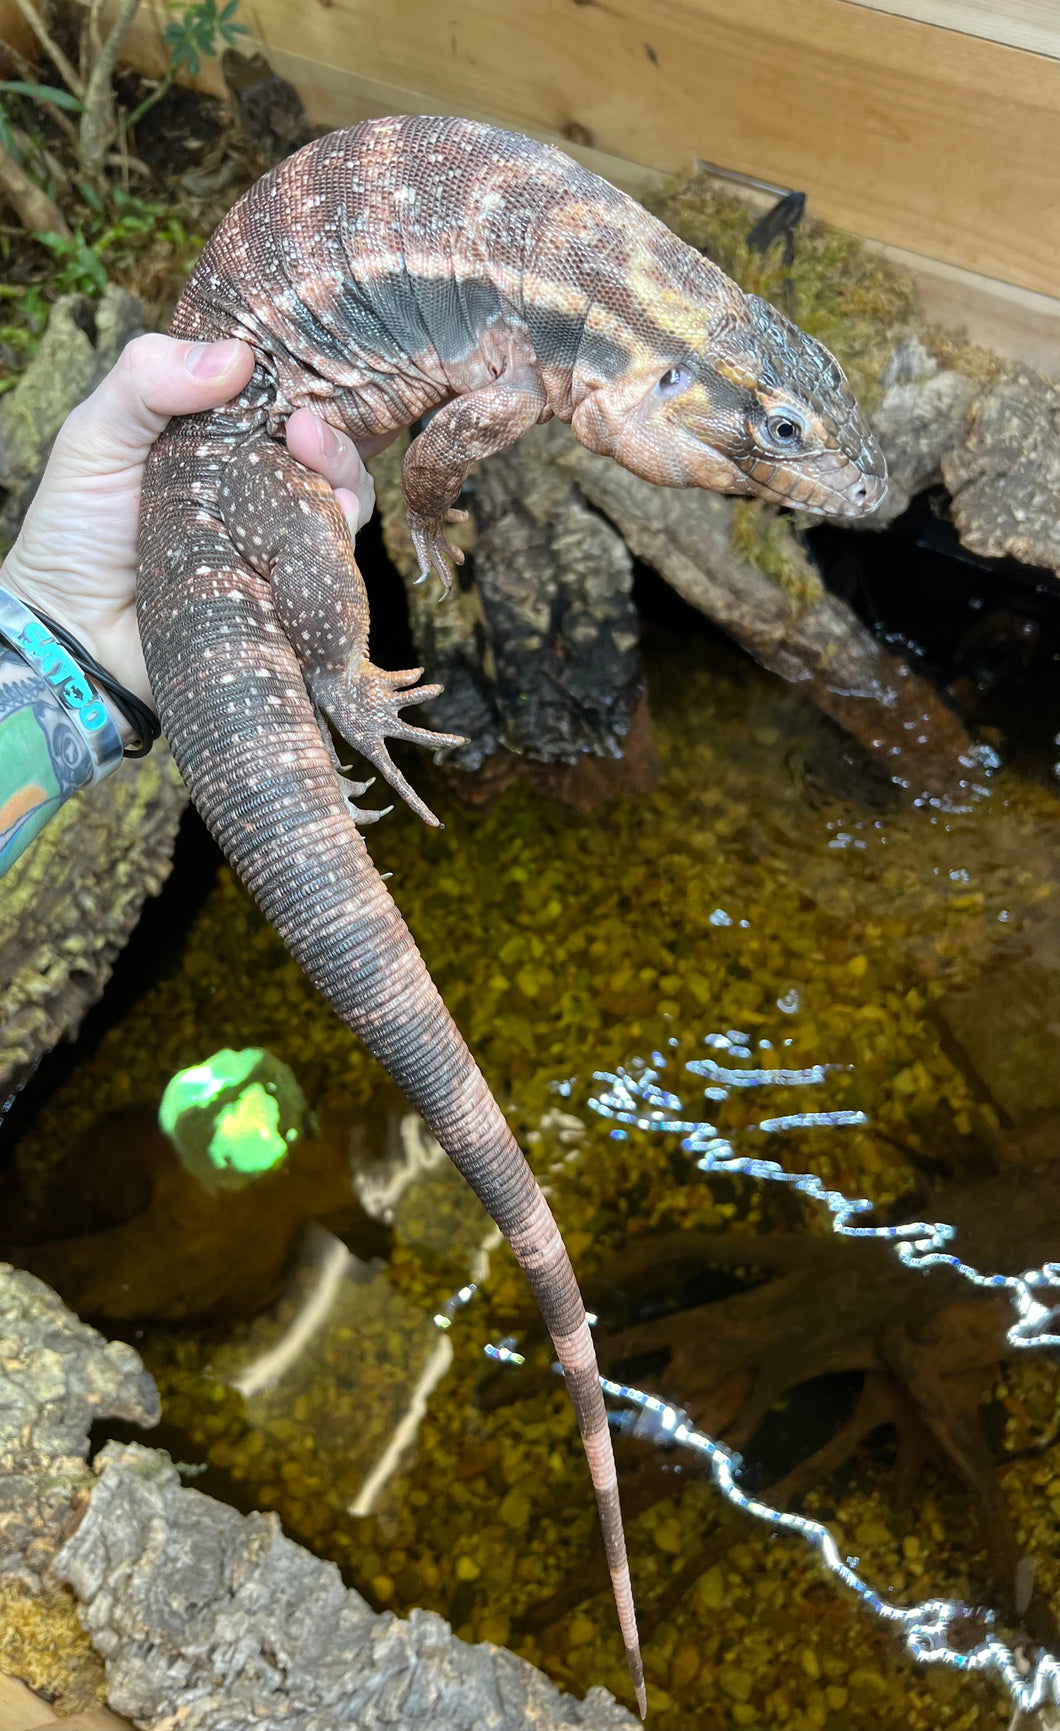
[55,335,256,474]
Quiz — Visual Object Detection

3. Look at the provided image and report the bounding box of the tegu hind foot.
[408,507,469,596]
[315,660,467,828]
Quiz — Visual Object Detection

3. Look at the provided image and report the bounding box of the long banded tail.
[137,486,645,1718]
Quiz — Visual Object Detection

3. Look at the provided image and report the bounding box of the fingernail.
[317,419,342,461]
[185,340,241,378]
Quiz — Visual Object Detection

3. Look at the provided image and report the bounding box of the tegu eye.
[765,410,804,446]
[656,366,693,397]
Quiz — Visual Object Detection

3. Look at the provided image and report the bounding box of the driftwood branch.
[10,0,84,98]
[78,0,142,180]
[557,430,981,802]
[0,135,70,235]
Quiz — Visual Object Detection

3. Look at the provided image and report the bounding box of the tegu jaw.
[708,296,889,518]
[569,295,887,517]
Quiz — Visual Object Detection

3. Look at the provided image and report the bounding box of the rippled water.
[5,627,1060,1730]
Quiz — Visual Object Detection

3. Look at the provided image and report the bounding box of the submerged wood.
[502,1159,1060,1653]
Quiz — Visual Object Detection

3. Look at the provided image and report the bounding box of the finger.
[56,335,255,472]
[332,486,362,533]
[286,409,376,530]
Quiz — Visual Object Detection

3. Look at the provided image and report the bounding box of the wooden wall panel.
[841,1,1060,60]
[4,0,1058,310]
[106,0,1059,300]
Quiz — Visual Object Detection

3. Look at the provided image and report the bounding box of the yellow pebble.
[454,1555,481,1581]
[653,1517,684,1555]
[849,1667,887,1698]
[567,1613,597,1649]
[692,1565,725,1612]
[847,954,868,977]
[477,1612,510,1647]
[720,1665,753,1701]
[854,1519,892,1547]
[669,1639,701,1691]
[371,1574,393,1600]
[645,1686,673,1715]
[826,1684,849,1710]
[801,1646,820,1678]
[499,1487,532,1528]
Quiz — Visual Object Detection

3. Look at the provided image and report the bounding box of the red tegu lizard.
[137,114,886,1717]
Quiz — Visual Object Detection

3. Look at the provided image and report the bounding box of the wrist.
[0,548,154,708]
[0,583,128,781]
[2,548,103,666]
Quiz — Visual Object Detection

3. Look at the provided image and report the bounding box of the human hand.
[0,335,376,706]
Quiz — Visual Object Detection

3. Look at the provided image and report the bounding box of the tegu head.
[571,292,887,518]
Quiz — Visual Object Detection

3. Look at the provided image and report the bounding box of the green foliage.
[35,229,108,295]
[33,188,198,299]
[0,101,16,160]
[127,0,248,127]
[162,0,248,79]
[0,283,49,396]
[0,94,61,200]
[0,81,83,113]
[0,0,229,398]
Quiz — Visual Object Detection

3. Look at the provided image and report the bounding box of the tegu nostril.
[850,471,887,513]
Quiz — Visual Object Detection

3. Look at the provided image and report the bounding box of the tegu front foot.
[316,661,467,828]
[407,507,469,596]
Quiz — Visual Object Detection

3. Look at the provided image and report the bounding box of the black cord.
[28,606,161,757]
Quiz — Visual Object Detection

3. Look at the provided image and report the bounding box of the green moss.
[729,499,824,604]
[0,1583,109,1715]
[648,172,916,411]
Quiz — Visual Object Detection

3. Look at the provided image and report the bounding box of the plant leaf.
[0,80,84,112]
[75,178,105,213]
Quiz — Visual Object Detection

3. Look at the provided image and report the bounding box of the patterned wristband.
[0,585,152,780]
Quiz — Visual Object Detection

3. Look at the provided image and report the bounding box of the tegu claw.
[409,508,469,598]
[315,661,467,829]
[333,768,385,827]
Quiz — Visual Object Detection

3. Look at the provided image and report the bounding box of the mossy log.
[0,1264,635,1730]
[0,751,188,1099]
[558,427,981,803]
[0,288,189,1096]
[373,417,981,805]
